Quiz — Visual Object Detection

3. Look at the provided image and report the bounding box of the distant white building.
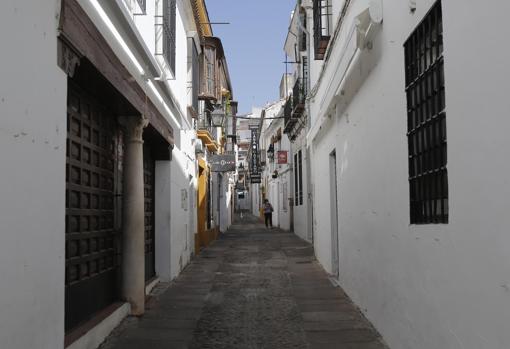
[283,0,510,348]
[258,99,292,230]
[283,6,313,242]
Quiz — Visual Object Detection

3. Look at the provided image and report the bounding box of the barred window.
[163,0,176,75]
[204,46,216,97]
[302,56,309,95]
[404,0,448,224]
[313,0,332,59]
[189,38,199,112]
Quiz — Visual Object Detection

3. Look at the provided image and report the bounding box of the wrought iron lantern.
[267,144,275,161]
[210,105,225,127]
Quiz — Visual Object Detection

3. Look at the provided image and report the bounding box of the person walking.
[263,199,273,228]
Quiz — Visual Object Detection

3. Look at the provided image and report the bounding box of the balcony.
[197,118,219,153]
[199,37,232,103]
[283,97,296,134]
[292,79,305,118]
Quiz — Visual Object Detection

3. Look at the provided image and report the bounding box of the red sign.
[277,151,288,164]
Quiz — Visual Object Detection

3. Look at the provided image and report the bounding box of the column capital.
[119,115,149,144]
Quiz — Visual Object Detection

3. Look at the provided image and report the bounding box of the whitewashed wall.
[251,183,261,217]
[310,1,510,348]
[0,1,67,348]
[291,132,310,241]
[277,171,292,231]
[168,148,194,278]
[219,174,234,233]
[120,0,197,280]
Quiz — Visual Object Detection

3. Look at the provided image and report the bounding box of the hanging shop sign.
[277,151,288,164]
[249,128,260,174]
[250,173,261,184]
[249,128,262,183]
[210,154,236,172]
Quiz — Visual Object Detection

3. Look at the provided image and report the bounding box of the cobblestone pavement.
[100,215,388,349]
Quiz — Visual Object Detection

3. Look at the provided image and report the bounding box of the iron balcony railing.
[292,79,305,117]
[197,118,218,140]
[283,96,295,134]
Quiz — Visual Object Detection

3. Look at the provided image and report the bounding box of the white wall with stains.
[309,0,510,348]
[0,1,67,348]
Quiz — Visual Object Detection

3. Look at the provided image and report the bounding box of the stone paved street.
[100,215,388,349]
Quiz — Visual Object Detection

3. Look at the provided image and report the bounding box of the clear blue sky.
[205,0,295,115]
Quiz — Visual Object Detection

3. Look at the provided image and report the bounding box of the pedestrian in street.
[263,199,273,228]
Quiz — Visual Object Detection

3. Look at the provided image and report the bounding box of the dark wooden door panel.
[65,82,119,332]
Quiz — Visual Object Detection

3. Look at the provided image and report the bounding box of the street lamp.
[210,105,225,127]
[267,143,274,161]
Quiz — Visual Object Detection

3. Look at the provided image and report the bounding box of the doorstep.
[145,277,160,296]
[65,302,131,349]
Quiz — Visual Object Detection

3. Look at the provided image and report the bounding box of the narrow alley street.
[100,215,387,349]
[4,1,510,348]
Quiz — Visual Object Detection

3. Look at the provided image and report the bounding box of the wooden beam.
[59,0,174,145]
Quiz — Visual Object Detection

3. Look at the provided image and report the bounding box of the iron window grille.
[404,0,448,224]
[163,0,176,76]
[299,10,307,52]
[292,78,305,117]
[199,44,217,100]
[190,38,199,112]
[205,48,215,96]
[302,56,309,96]
[283,96,295,134]
[313,0,332,60]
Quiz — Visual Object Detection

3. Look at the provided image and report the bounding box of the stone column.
[119,115,148,316]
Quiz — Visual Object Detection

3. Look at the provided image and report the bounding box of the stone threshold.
[65,302,131,349]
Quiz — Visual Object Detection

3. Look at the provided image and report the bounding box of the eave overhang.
[197,130,219,153]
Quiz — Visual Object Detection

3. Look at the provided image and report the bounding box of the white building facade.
[259,100,292,230]
[283,0,510,348]
[283,10,314,242]
[0,0,231,348]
